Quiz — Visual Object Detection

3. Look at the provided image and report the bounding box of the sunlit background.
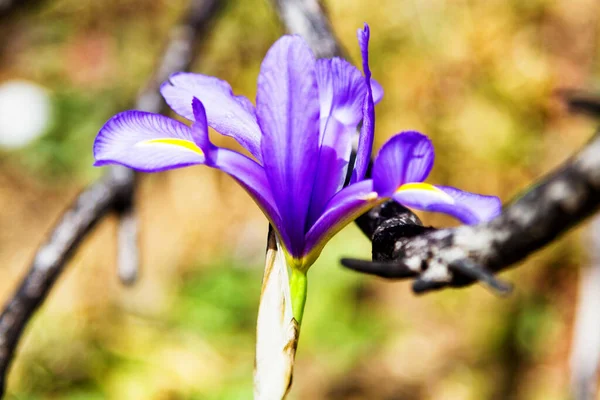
[1,0,599,398]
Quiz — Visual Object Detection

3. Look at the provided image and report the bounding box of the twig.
[558,89,600,118]
[0,0,223,395]
[0,0,43,18]
[343,128,600,293]
[115,197,139,286]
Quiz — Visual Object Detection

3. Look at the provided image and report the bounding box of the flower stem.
[290,268,308,326]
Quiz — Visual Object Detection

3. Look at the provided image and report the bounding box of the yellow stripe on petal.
[396,182,454,203]
[137,138,204,155]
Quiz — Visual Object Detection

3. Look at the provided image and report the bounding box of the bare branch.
[270,0,343,58]
[0,0,44,19]
[0,0,223,395]
[343,128,600,293]
[558,89,600,118]
[115,197,139,286]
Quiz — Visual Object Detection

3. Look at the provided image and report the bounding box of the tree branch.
[343,128,600,294]
[270,0,343,58]
[0,0,223,395]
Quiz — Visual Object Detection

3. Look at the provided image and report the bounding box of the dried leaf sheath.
[254,228,299,399]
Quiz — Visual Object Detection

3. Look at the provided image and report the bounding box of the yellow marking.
[138,138,203,155]
[395,182,454,203]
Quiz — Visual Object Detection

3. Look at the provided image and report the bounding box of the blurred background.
[0,0,599,398]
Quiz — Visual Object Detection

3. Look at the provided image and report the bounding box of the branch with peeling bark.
[0,0,223,396]
[344,123,600,295]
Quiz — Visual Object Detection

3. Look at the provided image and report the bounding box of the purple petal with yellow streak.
[94,111,205,172]
[372,131,434,196]
[393,183,501,224]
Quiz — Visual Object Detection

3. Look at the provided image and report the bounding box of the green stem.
[290,268,308,326]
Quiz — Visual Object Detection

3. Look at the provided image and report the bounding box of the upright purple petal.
[316,58,367,131]
[256,35,320,256]
[350,23,375,184]
[306,119,353,226]
[371,78,384,104]
[306,51,385,225]
[304,180,379,260]
[306,59,365,226]
[94,111,205,172]
[189,98,292,251]
[372,131,434,196]
[393,183,501,224]
[160,73,262,160]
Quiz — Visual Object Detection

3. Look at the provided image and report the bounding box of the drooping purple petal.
[93,111,205,172]
[393,183,502,224]
[304,179,379,259]
[160,73,262,160]
[208,147,293,250]
[350,23,375,184]
[189,98,292,251]
[256,35,320,256]
[372,131,434,196]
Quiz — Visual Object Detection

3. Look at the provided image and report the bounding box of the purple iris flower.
[94,25,501,273]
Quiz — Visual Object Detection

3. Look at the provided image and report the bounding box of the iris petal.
[93,111,205,172]
[350,23,375,184]
[307,59,369,226]
[304,179,380,261]
[306,119,353,227]
[316,58,368,131]
[371,78,384,104]
[189,98,292,250]
[372,131,434,196]
[160,72,262,160]
[393,183,501,224]
[256,35,320,256]
[306,50,385,226]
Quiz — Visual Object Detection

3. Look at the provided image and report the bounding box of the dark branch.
[0,0,223,395]
[558,89,600,118]
[343,128,600,294]
[0,0,44,19]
